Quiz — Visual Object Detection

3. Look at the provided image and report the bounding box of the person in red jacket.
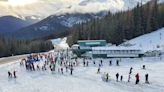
[135,73,140,84]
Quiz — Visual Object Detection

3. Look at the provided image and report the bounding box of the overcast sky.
[0,0,151,18]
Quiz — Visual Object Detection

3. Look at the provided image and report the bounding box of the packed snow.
[0,50,164,92]
[123,28,164,52]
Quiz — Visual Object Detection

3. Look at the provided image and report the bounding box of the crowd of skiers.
[8,51,150,85]
[10,51,79,79]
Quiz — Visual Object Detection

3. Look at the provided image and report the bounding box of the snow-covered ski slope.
[51,37,69,49]
[125,28,164,52]
[0,55,164,92]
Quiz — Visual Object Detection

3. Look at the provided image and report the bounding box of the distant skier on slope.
[13,70,17,78]
[106,73,109,82]
[129,67,133,74]
[37,65,40,71]
[100,60,103,66]
[143,65,146,69]
[109,60,112,66]
[86,61,89,67]
[135,73,140,84]
[93,61,96,65]
[83,61,86,67]
[61,67,63,74]
[145,73,149,84]
[120,75,123,81]
[116,60,119,66]
[116,73,119,82]
[128,74,131,82]
[66,65,68,72]
[70,65,73,75]
[97,67,100,74]
[8,71,12,78]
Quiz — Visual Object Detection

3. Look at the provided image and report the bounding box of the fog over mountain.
[0,0,158,19]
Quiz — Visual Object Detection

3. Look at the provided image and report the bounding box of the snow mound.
[51,37,69,49]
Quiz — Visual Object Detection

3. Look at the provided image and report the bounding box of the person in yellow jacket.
[106,73,109,82]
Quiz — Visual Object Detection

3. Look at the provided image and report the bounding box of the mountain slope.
[67,0,164,46]
[123,28,164,51]
[12,13,105,39]
[0,16,35,33]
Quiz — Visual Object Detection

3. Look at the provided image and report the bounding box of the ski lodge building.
[71,40,144,58]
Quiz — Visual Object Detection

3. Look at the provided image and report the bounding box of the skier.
[37,65,40,71]
[120,75,123,81]
[97,67,100,74]
[49,64,53,71]
[93,61,96,65]
[13,70,17,78]
[8,71,12,78]
[32,63,35,71]
[53,64,56,71]
[116,73,119,82]
[129,67,133,74]
[99,63,101,67]
[100,60,103,66]
[106,73,109,82]
[109,60,112,66]
[116,60,119,66]
[70,66,73,75]
[86,61,89,67]
[25,62,28,70]
[61,67,63,74]
[143,65,146,69]
[135,73,140,84]
[145,73,149,84]
[83,61,86,67]
[66,65,68,72]
[73,62,76,67]
[128,74,131,82]
[20,61,24,66]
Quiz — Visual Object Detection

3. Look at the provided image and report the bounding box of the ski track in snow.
[0,56,164,92]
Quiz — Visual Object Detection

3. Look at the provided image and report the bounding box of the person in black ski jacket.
[97,67,100,74]
[116,60,119,66]
[109,60,112,66]
[8,71,12,78]
[70,66,73,75]
[145,73,149,84]
[116,73,119,82]
[13,70,17,78]
[129,67,133,74]
[120,75,123,81]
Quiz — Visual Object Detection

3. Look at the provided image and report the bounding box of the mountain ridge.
[0,16,38,33]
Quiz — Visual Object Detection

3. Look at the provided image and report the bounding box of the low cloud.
[0,0,152,18]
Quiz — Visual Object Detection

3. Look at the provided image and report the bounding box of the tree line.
[67,0,164,46]
[0,35,53,58]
